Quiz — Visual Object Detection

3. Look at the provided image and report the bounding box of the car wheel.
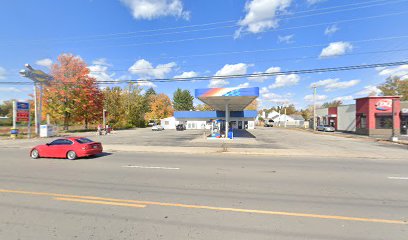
[31,149,40,159]
[67,151,77,160]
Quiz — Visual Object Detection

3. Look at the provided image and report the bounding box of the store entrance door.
[238,121,243,129]
[401,116,408,135]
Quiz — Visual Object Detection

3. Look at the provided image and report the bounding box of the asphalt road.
[0,149,407,240]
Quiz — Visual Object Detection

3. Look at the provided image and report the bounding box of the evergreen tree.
[173,88,194,111]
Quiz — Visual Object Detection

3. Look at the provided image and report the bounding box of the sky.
[1,0,408,109]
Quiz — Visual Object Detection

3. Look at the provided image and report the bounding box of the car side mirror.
[46,143,50,146]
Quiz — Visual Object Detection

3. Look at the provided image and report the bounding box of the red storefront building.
[355,96,401,137]
[316,96,408,138]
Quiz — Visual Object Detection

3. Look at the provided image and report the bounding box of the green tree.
[0,100,13,117]
[143,87,157,113]
[321,100,343,108]
[103,86,125,128]
[173,88,194,111]
[123,84,146,127]
[284,104,298,115]
[195,103,214,111]
[378,76,408,100]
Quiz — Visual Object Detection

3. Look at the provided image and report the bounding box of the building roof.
[289,114,305,121]
[175,110,257,120]
[195,87,259,111]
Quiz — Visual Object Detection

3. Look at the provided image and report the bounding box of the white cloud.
[89,64,117,82]
[333,95,354,102]
[307,0,325,5]
[319,42,353,58]
[260,87,269,94]
[325,25,339,36]
[137,81,157,88]
[236,0,292,37]
[377,64,408,79]
[129,59,176,79]
[269,74,300,89]
[310,78,338,88]
[0,87,22,93]
[88,58,118,82]
[92,58,112,66]
[209,79,229,88]
[174,71,198,79]
[120,0,190,20]
[209,63,249,87]
[310,78,360,91]
[356,85,382,96]
[278,34,294,44]
[261,90,293,104]
[237,82,250,88]
[304,94,327,103]
[0,67,6,80]
[248,66,280,82]
[35,58,53,69]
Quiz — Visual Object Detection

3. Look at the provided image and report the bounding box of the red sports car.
[30,137,103,160]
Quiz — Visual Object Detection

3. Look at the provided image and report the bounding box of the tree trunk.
[84,118,88,129]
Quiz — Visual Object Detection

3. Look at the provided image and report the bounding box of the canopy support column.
[225,103,229,139]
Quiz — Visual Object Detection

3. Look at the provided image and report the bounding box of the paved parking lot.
[0,127,406,159]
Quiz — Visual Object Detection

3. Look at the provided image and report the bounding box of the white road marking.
[388,177,408,180]
[122,165,180,170]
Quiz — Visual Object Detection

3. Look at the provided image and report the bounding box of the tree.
[0,100,13,117]
[44,53,103,130]
[143,87,157,113]
[245,99,258,110]
[145,93,174,121]
[321,100,343,108]
[378,76,408,100]
[195,104,214,111]
[173,88,194,111]
[300,106,313,120]
[123,84,146,127]
[103,86,125,128]
[284,104,298,115]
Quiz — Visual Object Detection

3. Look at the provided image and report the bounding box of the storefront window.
[375,115,392,129]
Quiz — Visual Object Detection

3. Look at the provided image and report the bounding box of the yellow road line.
[54,197,146,208]
[0,188,406,225]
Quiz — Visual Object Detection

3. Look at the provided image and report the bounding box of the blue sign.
[17,102,30,111]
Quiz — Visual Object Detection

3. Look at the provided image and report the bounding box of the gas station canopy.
[195,87,259,111]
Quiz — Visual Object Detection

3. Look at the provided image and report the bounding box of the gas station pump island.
[174,87,259,139]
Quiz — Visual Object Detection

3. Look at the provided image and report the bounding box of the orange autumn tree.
[145,93,174,121]
[44,53,103,130]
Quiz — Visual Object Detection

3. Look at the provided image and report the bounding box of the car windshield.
[76,138,94,144]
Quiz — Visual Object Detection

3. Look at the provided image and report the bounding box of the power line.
[4,60,406,85]
[0,0,405,46]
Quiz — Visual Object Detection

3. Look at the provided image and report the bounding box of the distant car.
[152,125,164,131]
[176,124,186,131]
[147,120,157,127]
[317,125,335,132]
[264,119,274,127]
[30,137,103,160]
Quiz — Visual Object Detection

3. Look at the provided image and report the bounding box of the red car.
[30,137,103,160]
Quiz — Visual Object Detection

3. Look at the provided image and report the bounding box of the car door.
[56,139,75,158]
[42,139,64,157]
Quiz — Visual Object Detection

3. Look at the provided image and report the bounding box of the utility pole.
[284,103,287,128]
[313,86,317,131]
[391,98,398,142]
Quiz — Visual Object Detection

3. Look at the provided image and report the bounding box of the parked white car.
[152,125,164,131]
[317,125,335,132]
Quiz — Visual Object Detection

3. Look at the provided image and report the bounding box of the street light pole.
[19,64,53,136]
[313,86,317,131]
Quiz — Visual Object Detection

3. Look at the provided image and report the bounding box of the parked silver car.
[317,125,335,132]
[152,125,164,131]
